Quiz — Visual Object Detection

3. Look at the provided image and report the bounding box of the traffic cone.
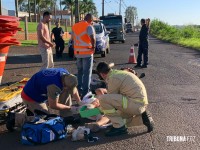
[0,45,9,85]
[128,46,137,64]
[0,15,21,85]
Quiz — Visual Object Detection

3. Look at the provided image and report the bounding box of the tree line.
[17,0,139,27]
[17,0,97,25]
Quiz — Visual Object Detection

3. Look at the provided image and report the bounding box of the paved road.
[0,32,199,150]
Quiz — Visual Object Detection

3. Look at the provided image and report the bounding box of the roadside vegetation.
[18,21,71,46]
[20,39,69,46]
[150,19,200,50]
[19,21,71,33]
[20,40,38,46]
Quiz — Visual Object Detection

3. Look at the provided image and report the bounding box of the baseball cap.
[63,74,78,89]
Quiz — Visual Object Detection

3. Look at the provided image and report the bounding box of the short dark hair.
[141,19,145,24]
[43,11,51,17]
[84,13,93,21]
[96,62,111,74]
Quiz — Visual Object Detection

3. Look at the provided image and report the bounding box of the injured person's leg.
[85,116,110,132]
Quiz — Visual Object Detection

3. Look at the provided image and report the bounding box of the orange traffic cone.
[0,45,9,85]
[0,15,21,85]
[128,46,137,64]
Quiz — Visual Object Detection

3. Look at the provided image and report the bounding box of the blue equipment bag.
[21,116,66,145]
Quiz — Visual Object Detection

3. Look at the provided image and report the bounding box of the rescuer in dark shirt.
[51,21,65,58]
[135,18,149,68]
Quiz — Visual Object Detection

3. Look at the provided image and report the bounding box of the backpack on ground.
[21,115,67,145]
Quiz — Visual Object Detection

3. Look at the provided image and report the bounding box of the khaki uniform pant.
[15,94,72,127]
[39,47,54,70]
[99,94,147,128]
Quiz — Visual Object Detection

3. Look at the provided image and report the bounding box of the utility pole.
[0,0,2,15]
[28,0,31,22]
[15,0,18,17]
[119,0,121,15]
[34,0,37,22]
[102,0,104,16]
[75,0,79,23]
[60,0,62,19]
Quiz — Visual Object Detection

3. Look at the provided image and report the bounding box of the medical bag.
[21,116,67,145]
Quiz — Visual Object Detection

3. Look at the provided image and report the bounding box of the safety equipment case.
[0,78,29,125]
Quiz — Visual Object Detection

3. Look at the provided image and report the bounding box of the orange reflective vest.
[72,21,94,56]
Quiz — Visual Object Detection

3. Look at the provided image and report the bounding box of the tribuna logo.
[166,136,195,142]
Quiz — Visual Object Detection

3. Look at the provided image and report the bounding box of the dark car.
[126,23,133,33]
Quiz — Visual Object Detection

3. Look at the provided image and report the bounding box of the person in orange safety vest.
[72,13,96,98]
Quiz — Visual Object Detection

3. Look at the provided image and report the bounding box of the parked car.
[126,23,133,33]
[68,22,110,58]
[93,21,110,57]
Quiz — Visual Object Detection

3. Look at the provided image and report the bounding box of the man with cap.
[92,62,154,137]
[6,68,81,131]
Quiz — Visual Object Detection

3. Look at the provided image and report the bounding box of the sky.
[2,0,200,25]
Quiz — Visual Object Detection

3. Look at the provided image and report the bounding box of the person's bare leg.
[96,116,110,126]
[85,116,110,132]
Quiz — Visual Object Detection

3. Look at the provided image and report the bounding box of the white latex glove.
[82,92,96,104]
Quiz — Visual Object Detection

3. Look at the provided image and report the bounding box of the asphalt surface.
[0,32,200,150]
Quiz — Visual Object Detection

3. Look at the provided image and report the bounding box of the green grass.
[18,21,71,46]
[19,21,72,33]
[20,39,70,46]
[150,19,200,50]
[20,40,38,46]
[178,38,200,49]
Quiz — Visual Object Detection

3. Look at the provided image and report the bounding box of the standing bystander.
[51,21,65,58]
[71,13,96,98]
[135,18,149,68]
[37,11,55,70]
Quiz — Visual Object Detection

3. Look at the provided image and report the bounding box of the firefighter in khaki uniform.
[94,62,154,137]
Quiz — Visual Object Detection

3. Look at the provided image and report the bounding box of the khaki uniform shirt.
[106,69,148,104]
[47,84,77,101]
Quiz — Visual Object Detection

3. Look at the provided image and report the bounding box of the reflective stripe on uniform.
[122,96,128,109]
[123,95,144,108]
[74,50,93,55]
[73,31,90,47]
[102,108,116,114]
[74,45,92,49]
[72,21,93,56]
[0,56,6,62]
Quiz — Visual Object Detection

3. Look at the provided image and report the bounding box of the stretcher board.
[0,78,29,111]
[0,78,29,124]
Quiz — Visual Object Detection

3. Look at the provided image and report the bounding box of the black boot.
[142,111,154,132]
[6,112,15,132]
[134,64,142,68]
[141,64,147,68]
[105,125,128,137]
